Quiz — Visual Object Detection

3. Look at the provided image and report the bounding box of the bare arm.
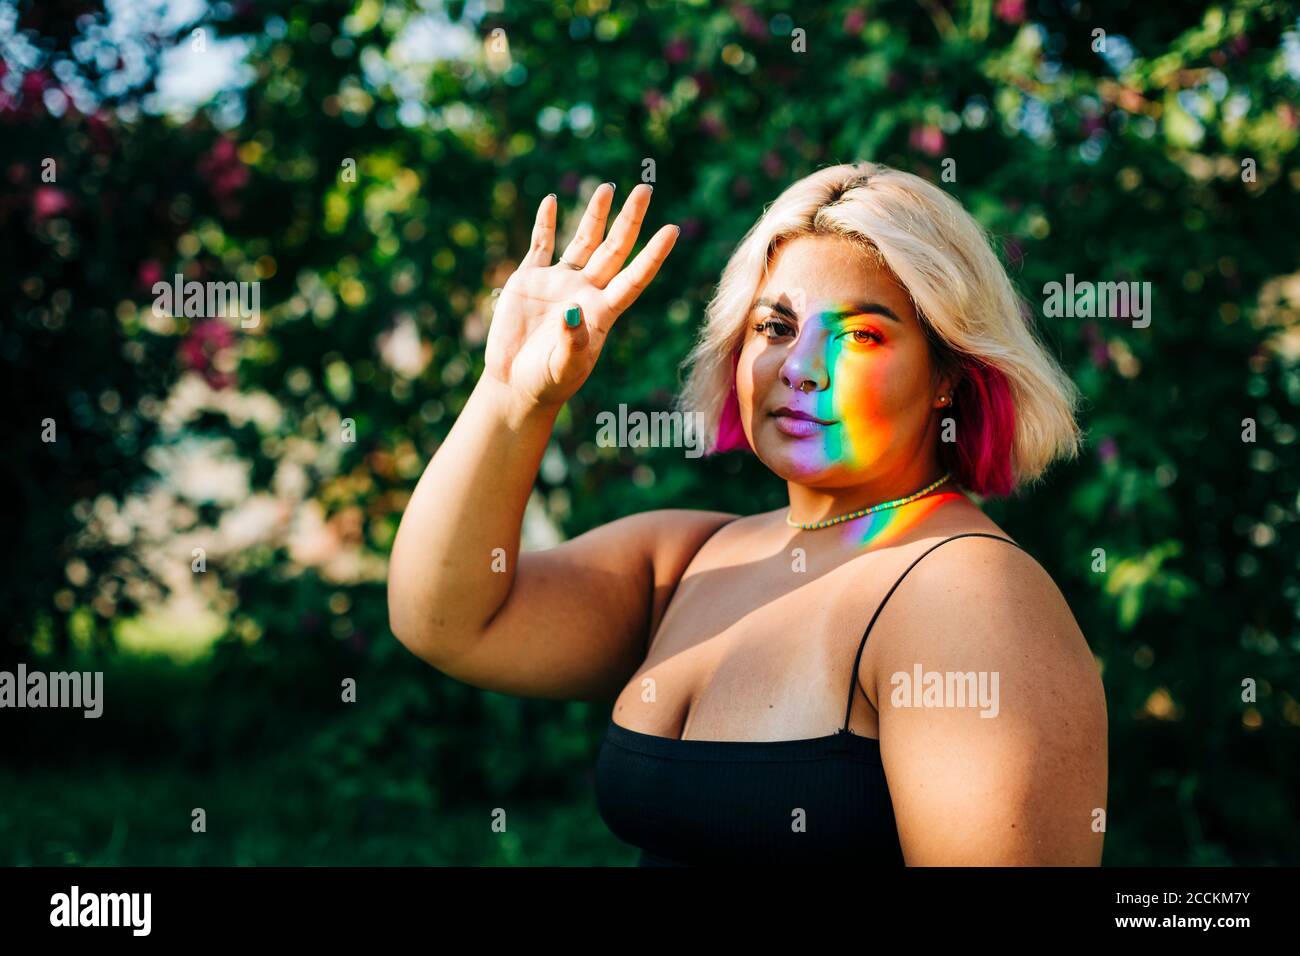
[435,508,738,703]
[869,539,1109,865]
[386,373,560,661]
[388,180,685,697]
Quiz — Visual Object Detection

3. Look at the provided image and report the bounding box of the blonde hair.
[674,161,1083,498]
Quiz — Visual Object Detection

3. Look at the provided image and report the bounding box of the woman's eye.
[846,329,884,345]
[753,319,794,338]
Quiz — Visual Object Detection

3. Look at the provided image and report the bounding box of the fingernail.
[547,192,556,200]
[646,183,654,192]
[673,224,681,235]
[564,305,582,328]
[605,181,616,190]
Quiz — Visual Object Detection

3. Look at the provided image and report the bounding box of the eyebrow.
[752,297,903,324]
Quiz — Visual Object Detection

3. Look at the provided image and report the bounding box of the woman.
[388,162,1108,866]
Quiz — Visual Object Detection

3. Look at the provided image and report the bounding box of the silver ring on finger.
[558,257,582,270]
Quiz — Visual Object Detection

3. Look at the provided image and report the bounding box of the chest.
[611,547,895,741]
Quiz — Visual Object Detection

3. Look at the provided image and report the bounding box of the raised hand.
[483,182,679,410]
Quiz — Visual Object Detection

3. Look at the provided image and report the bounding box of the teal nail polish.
[564,306,582,328]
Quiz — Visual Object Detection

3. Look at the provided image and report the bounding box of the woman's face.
[735,234,950,487]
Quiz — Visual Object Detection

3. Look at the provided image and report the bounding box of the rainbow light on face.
[825,301,890,469]
[756,299,895,470]
[711,325,1018,501]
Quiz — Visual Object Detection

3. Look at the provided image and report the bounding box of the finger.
[585,182,654,288]
[558,182,615,269]
[600,223,680,319]
[547,301,591,385]
[520,193,558,267]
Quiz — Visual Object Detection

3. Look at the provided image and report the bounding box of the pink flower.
[179,319,238,389]
[732,3,767,40]
[32,186,73,222]
[761,150,784,178]
[197,136,250,212]
[20,70,49,101]
[995,0,1026,24]
[664,37,691,64]
[1097,436,1117,464]
[909,124,946,157]
[138,260,163,290]
[1081,323,1109,369]
[698,114,725,139]
[642,88,664,111]
[843,10,867,33]
[206,136,239,166]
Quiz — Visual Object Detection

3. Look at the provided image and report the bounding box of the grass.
[0,643,638,867]
[0,758,636,866]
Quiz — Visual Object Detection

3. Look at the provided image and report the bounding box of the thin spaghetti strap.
[840,532,1026,732]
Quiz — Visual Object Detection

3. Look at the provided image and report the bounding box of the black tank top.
[594,526,1025,865]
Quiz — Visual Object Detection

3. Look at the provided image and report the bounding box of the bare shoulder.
[881,530,1092,659]
[555,505,749,594]
[862,527,1104,715]
[620,507,741,581]
[570,506,737,557]
[625,508,741,641]
[627,507,740,558]
[917,531,1078,629]
[865,530,1109,864]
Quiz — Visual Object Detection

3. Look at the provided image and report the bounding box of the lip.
[770,406,836,425]
[769,407,837,439]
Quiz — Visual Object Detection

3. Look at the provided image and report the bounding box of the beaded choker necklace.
[785,472,953,530]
